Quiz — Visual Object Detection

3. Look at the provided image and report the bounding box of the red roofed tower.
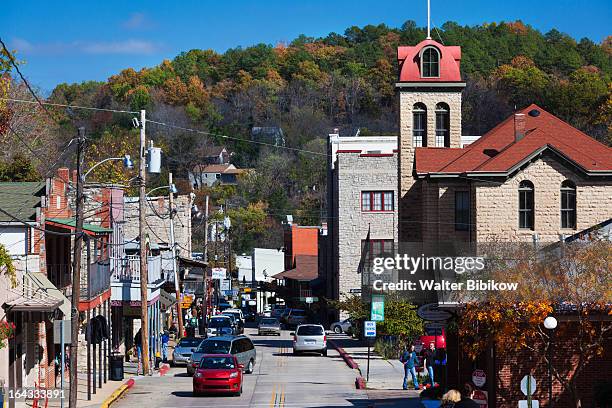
[397,39,466,241]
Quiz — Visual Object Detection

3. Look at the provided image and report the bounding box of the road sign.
[371,295,385,321]
[472,369,486,388]
[417,303,453,321]
[473,390,488,408]
[211,267,226,280]
[519,401,539,408]
[53,320,71,344]
[349,288,362,294]
[521,375,537,396]
[305,297,314,304]
[364,321,376,337]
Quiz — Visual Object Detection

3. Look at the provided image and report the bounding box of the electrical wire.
[2,97,139,115]
[146,119,329,157]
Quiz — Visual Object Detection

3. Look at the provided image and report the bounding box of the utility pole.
[203,195,209,315]
[138,109,150,375]
[69,127,85,408]
[168,172,184,339]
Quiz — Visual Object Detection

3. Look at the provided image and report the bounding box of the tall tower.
[396,39,465,242]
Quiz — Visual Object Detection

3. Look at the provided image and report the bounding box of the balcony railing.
[80,259,111,300]
[111,255,163,285]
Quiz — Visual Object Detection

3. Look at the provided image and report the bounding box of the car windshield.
[297,326,324,336]
[220,314,235,322]
[225,312,240,319]
[177,338,201,348]
[209,319,231,328]
[198,340,231,354]
[200,356,235,369]
[260,318,278,325]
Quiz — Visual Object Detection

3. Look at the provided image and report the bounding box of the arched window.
[561,180,576,229]
[412,103,427,147]
[435,103,450,147]
[421,47,440,78]
[519,180,534,230]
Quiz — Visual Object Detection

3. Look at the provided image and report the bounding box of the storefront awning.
[3,273,72,317]
[46,218,112,236]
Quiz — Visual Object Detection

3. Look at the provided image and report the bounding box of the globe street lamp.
[543,315,557,408]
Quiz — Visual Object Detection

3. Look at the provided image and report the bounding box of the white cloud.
[11,38,161,56]
[122,13,153,30]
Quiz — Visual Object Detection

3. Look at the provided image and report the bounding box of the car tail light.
[323,335,327,342]
[229,371,238,379]
[293,335,297,342]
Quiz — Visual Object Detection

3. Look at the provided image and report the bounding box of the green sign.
[371,295,385,321]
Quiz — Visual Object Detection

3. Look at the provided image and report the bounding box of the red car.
[192,354,244,397]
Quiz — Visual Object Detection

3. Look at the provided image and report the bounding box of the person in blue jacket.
[400,344,420,390]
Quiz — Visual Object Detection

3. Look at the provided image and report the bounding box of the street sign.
[349,288,362,294]
[364,321,376,337]
[211,267,226,280]
[305,297,314,304]
[417,303,453,321]
[521,375,537,396]
[519,401,539,408]
[53,319,71,344]
[472,369,486,388]
[473,390,488,408]
[371,295,385,321]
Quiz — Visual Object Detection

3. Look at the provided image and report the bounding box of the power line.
[2,97,139,115]
[146,119,329,157]
[0,37,61,125]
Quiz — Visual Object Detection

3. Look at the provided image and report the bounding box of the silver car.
[258,318,281,336]
[291,324,327,356]
[330,319,353,334]
[172,337,204,366]
[187,335,257,376]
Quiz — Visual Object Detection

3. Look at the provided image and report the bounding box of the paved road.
[114,327,369,407]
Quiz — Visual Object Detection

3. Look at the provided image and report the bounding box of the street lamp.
[83,154,133,179]
[544,315,557,408]
[146,183,177,197]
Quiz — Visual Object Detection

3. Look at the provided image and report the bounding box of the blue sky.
[2,0,611,93]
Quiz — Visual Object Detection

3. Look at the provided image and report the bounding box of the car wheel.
[333,326,342,334]
[245,359,254,374]
[322,349,328,357]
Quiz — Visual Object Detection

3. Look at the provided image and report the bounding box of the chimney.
[514,113,526,142]
[58,168,70,184]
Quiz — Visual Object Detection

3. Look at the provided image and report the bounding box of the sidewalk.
[328,334,426,408]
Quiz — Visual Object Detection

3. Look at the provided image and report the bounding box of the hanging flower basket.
[0,320,16,349]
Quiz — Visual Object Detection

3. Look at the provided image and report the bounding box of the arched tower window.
[435,103,450,147]
[412,103,427,147]
[421,47,440,78]
[561,180,576,229]
[519,180,535,230]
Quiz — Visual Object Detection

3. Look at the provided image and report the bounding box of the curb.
[329,340,360,370]
[100,378,135,408]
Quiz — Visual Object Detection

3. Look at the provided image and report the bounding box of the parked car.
[291,324,327,356]
[330,319,353,334]
[257,318,281,336]
[192,354,243,397]
[172,337,204,366]
[206,316,233,337]
[285,309,308,327]
[188,335,257,376]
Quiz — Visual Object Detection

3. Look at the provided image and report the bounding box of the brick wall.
[335,152,398,301]
[474,154,612,242]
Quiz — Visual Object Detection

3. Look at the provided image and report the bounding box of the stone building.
[324,135,398,319]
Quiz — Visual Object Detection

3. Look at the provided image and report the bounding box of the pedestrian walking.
[134,328,143,374]
[400,344,420,390]
[161,330,169,362]
[423,342,436,387]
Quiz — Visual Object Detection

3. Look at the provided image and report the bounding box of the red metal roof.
[397,39,462,83]
[415,104,612,176]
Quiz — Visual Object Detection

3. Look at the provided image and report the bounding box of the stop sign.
[472,390,488,408]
